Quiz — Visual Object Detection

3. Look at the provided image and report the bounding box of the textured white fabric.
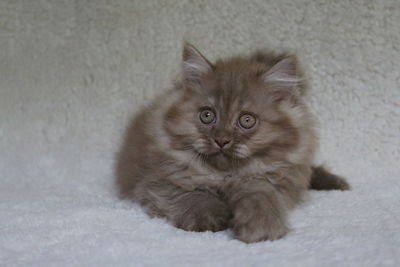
[1,1,399,266]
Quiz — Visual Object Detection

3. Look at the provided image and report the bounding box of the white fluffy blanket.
[1,1,399,266]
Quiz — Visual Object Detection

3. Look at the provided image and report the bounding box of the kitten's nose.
[214,138,231,148]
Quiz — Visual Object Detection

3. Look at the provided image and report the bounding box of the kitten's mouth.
[193,143,241,165]
[194,147,231,158]
[208,149,234,159]
[202,149,241,171]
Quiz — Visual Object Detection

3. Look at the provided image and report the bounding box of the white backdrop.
[1,1,399,266]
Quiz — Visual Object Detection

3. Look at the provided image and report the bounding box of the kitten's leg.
[309,166,350,190]
[134,179,231,232]
[222,175,290,243]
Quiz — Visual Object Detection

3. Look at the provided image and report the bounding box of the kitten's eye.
[199,109,216,124]
[238,114,256,129]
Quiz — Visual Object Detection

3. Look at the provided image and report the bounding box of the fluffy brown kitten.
[116,44,349,243]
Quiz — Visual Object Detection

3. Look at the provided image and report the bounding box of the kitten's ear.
[261,56,302,98]
[182,43,213,84]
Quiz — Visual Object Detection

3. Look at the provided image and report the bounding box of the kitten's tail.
[309,166,350,190]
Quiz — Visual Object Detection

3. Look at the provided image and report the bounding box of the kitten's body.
[116,44,349,243]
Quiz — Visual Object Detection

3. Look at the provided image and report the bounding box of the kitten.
[116,44,349,243]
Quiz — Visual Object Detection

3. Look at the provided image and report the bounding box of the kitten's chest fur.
[168,154,281,191]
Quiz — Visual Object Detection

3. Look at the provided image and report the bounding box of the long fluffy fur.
[115,44,349,243]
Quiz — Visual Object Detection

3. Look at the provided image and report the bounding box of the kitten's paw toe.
[176,200,231,232]
[234,223,288,243]
[233,215,288,243]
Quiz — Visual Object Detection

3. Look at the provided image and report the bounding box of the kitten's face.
[164,45,302,170]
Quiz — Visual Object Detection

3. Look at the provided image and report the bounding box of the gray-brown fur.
[115,44,349,243]
[310,166,350,190]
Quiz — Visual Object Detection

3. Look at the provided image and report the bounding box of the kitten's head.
[164,44,312,170]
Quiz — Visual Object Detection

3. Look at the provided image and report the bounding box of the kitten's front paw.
[232,198,288,243]
[233,219,288,243]
[175,195,231,232]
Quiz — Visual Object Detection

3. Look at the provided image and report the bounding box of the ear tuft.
[262,56,302,89]
[182,43,212,84]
